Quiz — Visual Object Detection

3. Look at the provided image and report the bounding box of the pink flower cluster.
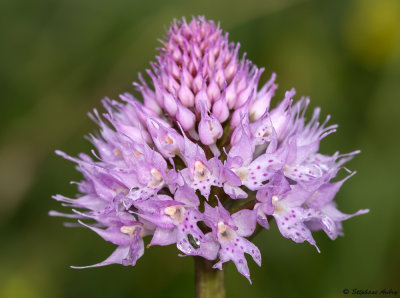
[51,17,368,282]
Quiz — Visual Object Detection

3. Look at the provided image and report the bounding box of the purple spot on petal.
[296,232,300,236]
[257,166,261,169]
[268,159,273,163]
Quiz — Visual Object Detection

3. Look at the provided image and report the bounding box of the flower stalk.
[195,257,225,298]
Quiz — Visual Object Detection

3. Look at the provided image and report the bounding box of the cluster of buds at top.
[51,16,368,283]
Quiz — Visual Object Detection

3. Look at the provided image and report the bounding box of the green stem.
[194,257,225,298]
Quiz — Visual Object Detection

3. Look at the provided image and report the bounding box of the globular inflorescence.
[51,16,368,283]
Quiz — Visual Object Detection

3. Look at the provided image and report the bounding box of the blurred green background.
[1,0,399,297]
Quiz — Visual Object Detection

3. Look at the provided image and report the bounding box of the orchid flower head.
[51,16,368,283]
